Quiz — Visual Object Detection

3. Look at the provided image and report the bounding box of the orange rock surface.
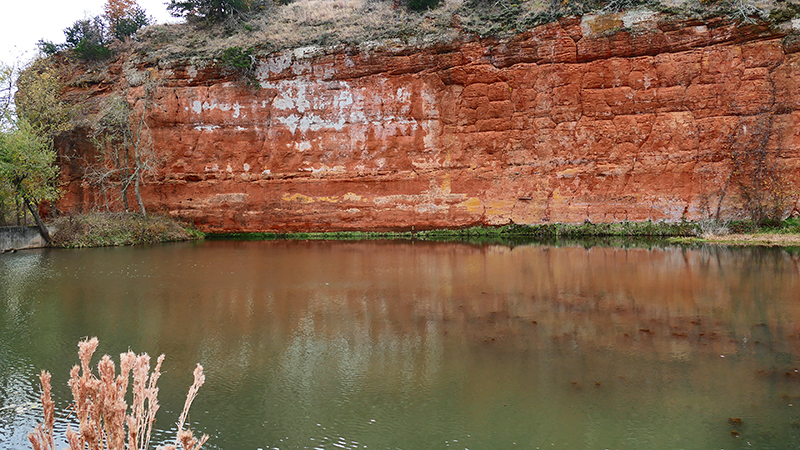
[55,14,800,232]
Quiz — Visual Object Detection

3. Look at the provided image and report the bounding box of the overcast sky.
[1,0,176,68]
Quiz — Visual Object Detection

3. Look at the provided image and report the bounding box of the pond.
[2,240,800,449]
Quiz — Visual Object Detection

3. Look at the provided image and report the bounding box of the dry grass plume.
[28,337,209,450]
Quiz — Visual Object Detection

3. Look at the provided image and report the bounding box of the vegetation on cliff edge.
[30,0,800,67]
[123,0,800,64]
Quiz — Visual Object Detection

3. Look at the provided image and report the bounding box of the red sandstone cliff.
[55,13,800,232]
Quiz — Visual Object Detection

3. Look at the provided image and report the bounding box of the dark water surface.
[2,240,800,449]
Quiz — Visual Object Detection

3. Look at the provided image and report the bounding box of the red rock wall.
[56,14,800,232]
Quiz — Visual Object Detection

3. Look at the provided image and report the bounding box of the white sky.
[0,0,177,68]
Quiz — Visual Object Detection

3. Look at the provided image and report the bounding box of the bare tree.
[90,96,134,212]
[716,105,793,225]
[130,80,157,216]
[89,78,158,216]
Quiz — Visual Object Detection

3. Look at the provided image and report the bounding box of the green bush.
[407,0,441,12]
[110,6,152,40]
[769,3,800,22]
[220,46,253,68]
[64,17,111,60]
[35,40,63,56]
[219,46,260,88]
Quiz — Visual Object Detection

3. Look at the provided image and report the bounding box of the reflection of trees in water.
[699,245,799,349]
[0,251,53,449]
[0,251,46,316]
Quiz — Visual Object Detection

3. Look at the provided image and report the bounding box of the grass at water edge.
[50,213,203,248]
[208,221,701,243]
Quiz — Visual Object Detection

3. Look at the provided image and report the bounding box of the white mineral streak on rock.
[189,99,243,119]
[621,10,659,29]
[193,125,220,131]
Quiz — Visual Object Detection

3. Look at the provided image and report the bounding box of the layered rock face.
[57,13,800,231]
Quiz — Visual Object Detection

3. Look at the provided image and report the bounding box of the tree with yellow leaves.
[0,59,69,237]
[14,59,72,139]
[0,117,60,242]
[104,0,152,41]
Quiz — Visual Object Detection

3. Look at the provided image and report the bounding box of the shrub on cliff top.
[219,46,261,88]
[168,0,258,22]
[64,17,112,60]
[406,0,442,12]
[35,0,151,60]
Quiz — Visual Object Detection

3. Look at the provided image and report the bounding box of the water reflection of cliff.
[165,241,800,356]
[25,241,796,365]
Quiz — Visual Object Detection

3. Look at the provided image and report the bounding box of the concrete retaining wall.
[0,226,52,251]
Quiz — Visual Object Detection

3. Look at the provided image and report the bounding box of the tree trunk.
[23,197,52,244]
[132,89,149,218]
[121,147,131,212]
[15,195,21,226]
[134,168,146,217]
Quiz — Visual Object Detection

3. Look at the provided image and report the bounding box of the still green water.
[2,240,800,449]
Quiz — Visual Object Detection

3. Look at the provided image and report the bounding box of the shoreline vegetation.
[208,218,800,247]
[49,212,203,248]
[32,213,800,249]
[670,233,800,246]
[209,221,699,242]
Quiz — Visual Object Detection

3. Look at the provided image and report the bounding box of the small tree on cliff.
[716,110,794,225]
[104,0,152,40]
[63,16,112,61]
[91,97,137,212]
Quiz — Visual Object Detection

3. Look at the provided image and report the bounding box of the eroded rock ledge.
[56,13,800,232]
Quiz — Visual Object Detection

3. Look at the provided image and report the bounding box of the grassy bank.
[210,219,800,247]
[50,213,203,248]
[209,220,701,244]
[669,218,800,246]
[46,216,800,248]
